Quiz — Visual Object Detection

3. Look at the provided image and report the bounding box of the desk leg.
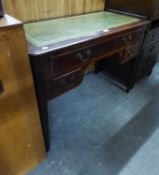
[30,56,50,151]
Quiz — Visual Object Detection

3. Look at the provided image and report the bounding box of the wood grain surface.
[0,15,46,175]
[4,0,105,22]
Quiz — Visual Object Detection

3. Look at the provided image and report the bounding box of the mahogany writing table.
[24,11,148,150]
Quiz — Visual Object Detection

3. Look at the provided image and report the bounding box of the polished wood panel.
[0,15,46,175]
[106,0,159,22]
[4,0,105,22]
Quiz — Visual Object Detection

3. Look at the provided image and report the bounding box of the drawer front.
[135,60,156,81]
[52,69,83,97]
[135,43,159,81]
[118,44,139,64]
[51,30,142,78]
[139,43,159,68]
[144,28,159,47]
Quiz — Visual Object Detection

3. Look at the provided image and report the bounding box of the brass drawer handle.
[128,35,133,41]
[123,35,133,45]
[86,49,91,57]
[76,52,88,62]
[76,49,91,62]
[0,80,4,95]
[60,75,76,86]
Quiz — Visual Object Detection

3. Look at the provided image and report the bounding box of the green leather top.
[24,11,140,47]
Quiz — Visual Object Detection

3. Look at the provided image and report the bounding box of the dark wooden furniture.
[0,15,45,175]
[106,0,159,21]
[0,0,4,17]
[24,12,148,149]
[102,0,159,86]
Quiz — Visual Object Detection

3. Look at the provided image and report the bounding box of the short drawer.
[51,29,143,77]
[52,69,83,97]
[138,43,159,68]
[144,28,159,47]
[135,59,156,81]
[118,44,139,64]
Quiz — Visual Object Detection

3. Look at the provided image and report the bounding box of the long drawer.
[50,29,143,78]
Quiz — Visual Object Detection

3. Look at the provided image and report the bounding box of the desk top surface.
[24,11,140,48]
